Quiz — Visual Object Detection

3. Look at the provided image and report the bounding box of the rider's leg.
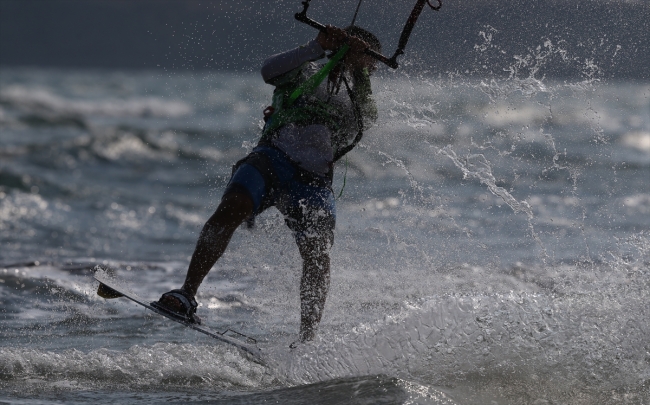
[157,190,253,314]
[284,178,336,342]
[155,153,270,319]
[181,191,254,296]
[297,235,331,342]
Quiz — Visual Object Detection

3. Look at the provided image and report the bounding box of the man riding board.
[152,25,381,345]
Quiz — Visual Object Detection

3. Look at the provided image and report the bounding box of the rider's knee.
[206,191,254,229]
[298,238,331,263]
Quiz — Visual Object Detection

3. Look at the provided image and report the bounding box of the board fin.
[97,282,125,299]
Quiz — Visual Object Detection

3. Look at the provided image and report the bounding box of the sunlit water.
[1,66,649,404]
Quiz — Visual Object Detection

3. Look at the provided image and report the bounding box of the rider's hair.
[327,25,381,93]
[345,26,382,55]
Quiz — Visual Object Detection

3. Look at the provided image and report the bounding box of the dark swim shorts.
[224,145,335,247]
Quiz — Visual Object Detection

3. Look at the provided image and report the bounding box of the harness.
[258,44,360,152]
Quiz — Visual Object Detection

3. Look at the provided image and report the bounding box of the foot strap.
[151,289,201,324]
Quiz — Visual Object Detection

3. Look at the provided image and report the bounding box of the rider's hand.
[316,25,376,74]
[316,25,348,51]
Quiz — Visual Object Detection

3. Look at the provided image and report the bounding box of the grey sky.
[1,0,648,79]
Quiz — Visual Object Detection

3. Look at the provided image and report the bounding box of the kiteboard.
[93,266,263,362]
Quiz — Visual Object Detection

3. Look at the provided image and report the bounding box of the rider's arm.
[261,40,325,84]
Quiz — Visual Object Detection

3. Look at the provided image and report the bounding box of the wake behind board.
[94,267,263,362]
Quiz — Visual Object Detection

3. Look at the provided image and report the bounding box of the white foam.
[481,103,548,128]
[275,287,648,404]
[0,343,274,390]
[92,131,172,162]
[621,131,650,152]
[0,85,192,118]
[623,194,650,214]
[0,191,68,231]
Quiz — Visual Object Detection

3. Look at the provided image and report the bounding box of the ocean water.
[0,66,649,404]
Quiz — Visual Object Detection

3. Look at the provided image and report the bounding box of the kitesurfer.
[153,25,381,345]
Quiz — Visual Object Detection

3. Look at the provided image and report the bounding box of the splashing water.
[1,31,650,404]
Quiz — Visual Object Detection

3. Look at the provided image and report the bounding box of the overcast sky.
[1,0,648,79]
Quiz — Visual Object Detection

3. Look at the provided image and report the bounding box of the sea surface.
[1,66,649,404]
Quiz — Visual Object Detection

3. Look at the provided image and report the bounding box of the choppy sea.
[1,65,649,404]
